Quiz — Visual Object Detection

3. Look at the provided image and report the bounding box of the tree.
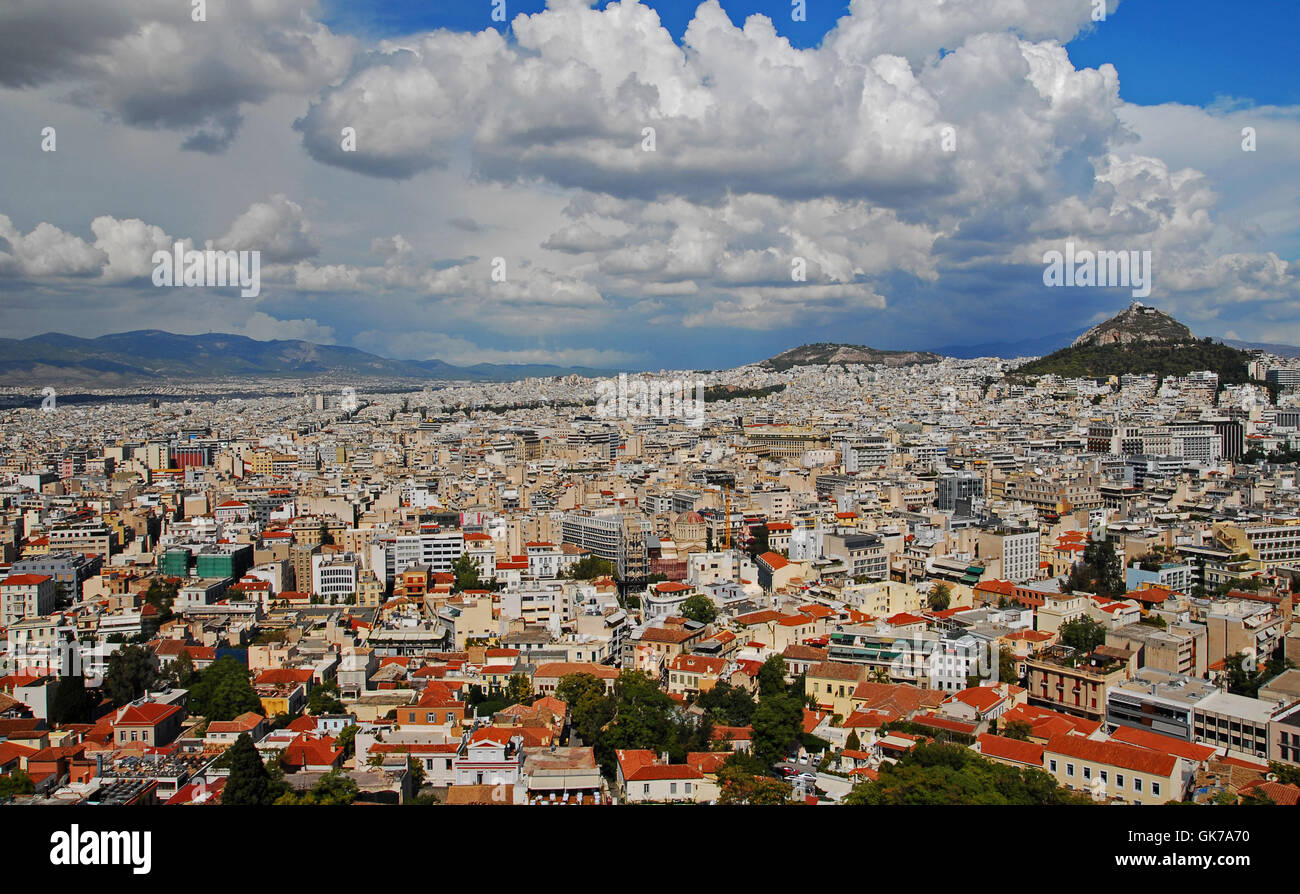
[103,644,159,706]
[51,673,94,724]
[680,593,718,626]
[556,673,614,746]
[564,556,617,581]
[695,682,757,726]
[1002,720,1033,741]
[222,733,272,806]
[752,692,803,767]
[0,769,35,801]
[843,742,1091,805]
[170,650,198,687]
[1058,617,1108,655]
[717,762,792,805]
[336,724,359,760]
[845,730,862,752]
[1064,538,1125,598]
[998,648,1020,686]
[503,674,533,706]
[307,681,346,716]
[927,583,952,611]
[451,554,483,592]
[188,657,262,721]
[408,755,427,789]
[277,769,359,805]
[747,523,770,562]
[756,655,788,698]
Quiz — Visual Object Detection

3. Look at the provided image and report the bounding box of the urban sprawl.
[3,348,1300,807]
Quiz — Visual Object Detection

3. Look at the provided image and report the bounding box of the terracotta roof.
[115,702,182,727]
[1044,734,1177,777]
[976,733,1045,767]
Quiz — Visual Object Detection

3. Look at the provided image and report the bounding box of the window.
[1083,766,1091,780]
[685,782,692,794]
[1066,763,1074,778]
[1100,771,1108,783]
[1116,774,1124,787]
[1151,782,1160,797]
[643,784,650,794]
[1133,778,1142,793]
[670,783,677,794]
[1049,760,1057,772]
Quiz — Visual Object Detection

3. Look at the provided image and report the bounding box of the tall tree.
[757,655,789,697]
[103,644,159,706]
[752,692,803,767]
[222,733,272,806]
[50,673,94,724]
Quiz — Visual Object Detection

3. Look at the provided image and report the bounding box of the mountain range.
[1,310,1294,387]
[0,331,614,387]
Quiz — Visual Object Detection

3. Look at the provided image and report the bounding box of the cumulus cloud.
[0,0,353,152]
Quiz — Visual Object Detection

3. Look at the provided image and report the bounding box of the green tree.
[695,681,757,726]
[756,655,788,697]
[556,673,614,745]
[222,733,272,805]
[680,593,719,625]
[0,769,35,801]
[1002,719,1033,741]
[845,730,861,752]
[336,723,359,759]
[998,648,1020,685]
[277,769,360,805]
[927,583,952,611]
[717,762,792,804]
[50,673,94,724]
[103,644,159,706]
[843,742,1091,805]
[170,650,198,687]
[451,554,483,592]
[307,681,346,715]
[563,556,618,581]
[1059,617,1108,655]
[1064,538,1125,598]
[751,692,803,767]
[503,674,534,706]
[188,656,262,721]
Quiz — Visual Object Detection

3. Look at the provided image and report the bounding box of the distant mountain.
[1014,304,1252,384]
[1224,338,1300,359]
[0,331,613,386]
[930,328,1087,359]
[759,342,941,371]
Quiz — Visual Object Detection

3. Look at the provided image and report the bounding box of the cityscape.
[0,1,1297,860]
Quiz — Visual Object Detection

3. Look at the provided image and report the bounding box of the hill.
[0,331,612,386]
[1015,304,1251,384]
[759,342,941,372]
[1070,302,1193,348]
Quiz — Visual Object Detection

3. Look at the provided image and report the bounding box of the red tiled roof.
[976,733,1045,767]
[1044,734,1177,777]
